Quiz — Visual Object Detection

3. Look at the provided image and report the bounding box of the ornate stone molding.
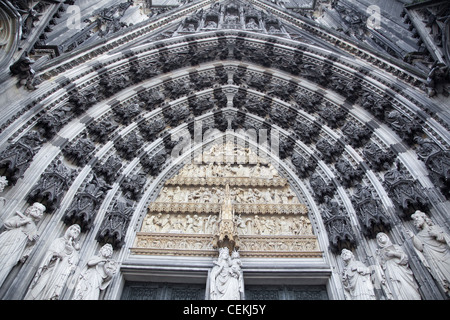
[238,235,321,258]
[0,1,21,72]
[165,176,287,187]
[149,199,307,215]
[131,232,321,258]
[131,232,215,257]
[235,203,307,215]
[249,0,427,87]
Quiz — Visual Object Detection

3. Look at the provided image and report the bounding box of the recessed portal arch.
[118,129,339,300]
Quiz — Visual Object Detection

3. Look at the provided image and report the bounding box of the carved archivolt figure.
[375,232,421,300]
[204,20,217,29]
[224,13,239,25]
[0,176,7,190]
[209,248,243,300]
[25,224,81,300]
[245,18,259,30]
[0,176,7,209]
[341,249,376,300]
[406,210,450,295]
[73,244,118,300]
[0,202,46,287]
[182,23,196,32]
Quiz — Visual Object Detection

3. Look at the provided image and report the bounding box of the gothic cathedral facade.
[0,0,449,301]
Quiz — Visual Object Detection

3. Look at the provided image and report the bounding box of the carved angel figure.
[245,18,259,30]
[0,202,46,287]
[341,249,376,300]
[72,244,118,300]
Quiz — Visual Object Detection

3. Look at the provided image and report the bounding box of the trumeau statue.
[25,224,81,300]
[341,249,376,300]
[209,248,243,300]
[375,232,421,300]
[405,210,450,295]
[0,202,46,287]
[72,244,118,300]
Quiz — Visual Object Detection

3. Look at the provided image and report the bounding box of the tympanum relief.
[132,142,320,258]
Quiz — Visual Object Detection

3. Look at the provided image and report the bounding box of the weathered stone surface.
[27,158,75,213]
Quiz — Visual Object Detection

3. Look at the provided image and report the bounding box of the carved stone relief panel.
[131,141,321,258]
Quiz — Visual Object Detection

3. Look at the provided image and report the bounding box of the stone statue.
[0,176,7,191]
[206,214,218,234]
[161,187,174,202]
[341,249,376,300]
[172,186,184,202]
[0,176,7,209]
[375,232,421,300]
[0,202,46,287]
[209,248,243,300]
[185,214,195,233]
[72,244,118,300]
[246,18,259,30]
[221,184,234,221]
[159,214,171,233]
[204,20,217,29]
[25,224,81,300]
[279,216,291,234]
[405,210,450,295]
[294,216,313,235]
[230,249,244,297]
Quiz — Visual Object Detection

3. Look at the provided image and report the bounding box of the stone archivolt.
[132,142,320,258]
